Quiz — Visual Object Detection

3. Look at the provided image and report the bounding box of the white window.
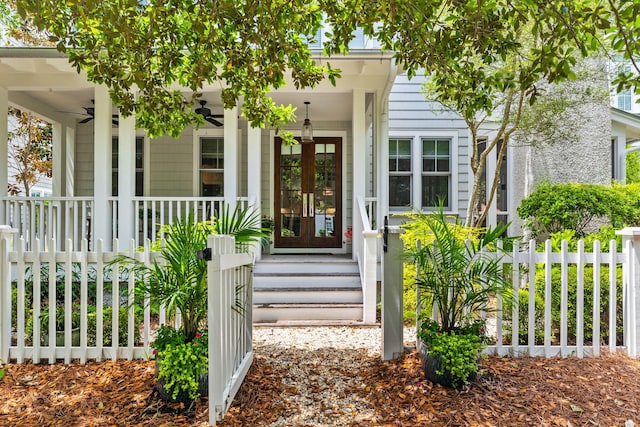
[112,136,144,197]
[421,138,451,208]
[200,137,224,197]
[388,138,412,208]
[618,89,632,111]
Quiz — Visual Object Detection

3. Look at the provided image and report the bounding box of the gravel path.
[251,326,415,427]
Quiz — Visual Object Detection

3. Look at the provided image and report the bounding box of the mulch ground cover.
[1,351,639,426]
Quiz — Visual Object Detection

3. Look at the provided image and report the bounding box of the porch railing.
[355,196,379,324]
[1,196,250,251]
[0,197,94,252]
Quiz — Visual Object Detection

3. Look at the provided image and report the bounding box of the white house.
[3,42,640,323]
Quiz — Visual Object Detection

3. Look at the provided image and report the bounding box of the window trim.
[387,131,459,214]
[194,129,225,197]
[388,138,413,208]
[421,137,452,209]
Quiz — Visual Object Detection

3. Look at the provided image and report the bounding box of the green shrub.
[533,262,623,346]
[505,228,624,346]
[517,182,639,239]
[504,288,546,345]
[25,304,142,347]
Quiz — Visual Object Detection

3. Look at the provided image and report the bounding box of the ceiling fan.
[77,100,119,126]
[195,100,223,127]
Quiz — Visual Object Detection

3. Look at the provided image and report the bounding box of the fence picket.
[592,240,601,357]
[16,238,25,363]
[544,240,552,357]
[528,239,536,355]
[609,240,617,352]
[96,239,104,362]
[576,240,585,358]
[511,240,520,355]
[80,239,89,364]
[560,240,569,357]
[32,238,41,363]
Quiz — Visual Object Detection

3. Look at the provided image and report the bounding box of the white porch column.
[224,107,238,208]
[117,111,136,243]
[52,122,64,196]
[0,87,8,224]
[65,126,75,196]
[352,88,366,261]
[247,124,262,256]
[376,91,389,228]
[93,85,112,248]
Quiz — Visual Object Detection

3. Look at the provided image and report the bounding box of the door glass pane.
[314,143,336,237]
[279,143,302,237]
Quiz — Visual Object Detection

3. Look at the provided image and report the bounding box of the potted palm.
[402,209,512,388]
[114,204,269,402]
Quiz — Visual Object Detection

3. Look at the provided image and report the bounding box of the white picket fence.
[483,238,627,358]
[0,229,254,424]
[412,229,640,359]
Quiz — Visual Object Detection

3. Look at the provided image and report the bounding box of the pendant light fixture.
[301,101,314,144]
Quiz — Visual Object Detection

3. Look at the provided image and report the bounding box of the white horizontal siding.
[388,73,471,219]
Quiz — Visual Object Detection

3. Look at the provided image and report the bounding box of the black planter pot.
[154,360,208,403]
[418,341,477,388]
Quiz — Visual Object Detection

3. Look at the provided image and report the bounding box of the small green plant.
[418,317,486,387]
[154,326,208,401]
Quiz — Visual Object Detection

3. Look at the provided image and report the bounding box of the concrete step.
[253,273,361,289]
[253,287,363,305]
[255,255,359,275]
[253,303,363,323]
[252,255,363,323]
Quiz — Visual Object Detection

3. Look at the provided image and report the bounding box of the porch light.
[301,101,314,144]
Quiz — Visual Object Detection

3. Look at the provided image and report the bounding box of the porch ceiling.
[1,48,394,125]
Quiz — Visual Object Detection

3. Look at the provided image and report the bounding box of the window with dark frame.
[200,137,224,197]
[388,138,412,208]
[421,138,451,208]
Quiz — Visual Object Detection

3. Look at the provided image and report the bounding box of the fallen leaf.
[570,404,584,413]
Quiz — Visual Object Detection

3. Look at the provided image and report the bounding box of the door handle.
[308,193,314,218]
[302,193,308,218]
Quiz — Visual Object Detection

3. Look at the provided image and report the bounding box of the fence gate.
[206,235,254,425]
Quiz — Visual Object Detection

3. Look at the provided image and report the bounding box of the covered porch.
[0,47,397,323]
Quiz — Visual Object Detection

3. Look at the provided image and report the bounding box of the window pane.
[135,137,144,169]
[135,172,144,197]
[201,171,223,196]
[397,158,412,171]
[436,140,450,155]
[201,137,223,169]
[423,139,435,155]
[437,159,450,172]
[389,176,411,207]
[397,139,411,155]
[422,176,449,208]
[423,158,435,172]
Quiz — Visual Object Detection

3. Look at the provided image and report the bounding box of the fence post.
[616,227,640,358]
[382,223,404,360]
[0,226,16,363]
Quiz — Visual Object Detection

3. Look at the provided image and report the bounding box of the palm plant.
[403,208,512,333]
[115,204,268,342]
[402,208,513,387]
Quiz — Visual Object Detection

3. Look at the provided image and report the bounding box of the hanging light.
[301,101,314,144]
